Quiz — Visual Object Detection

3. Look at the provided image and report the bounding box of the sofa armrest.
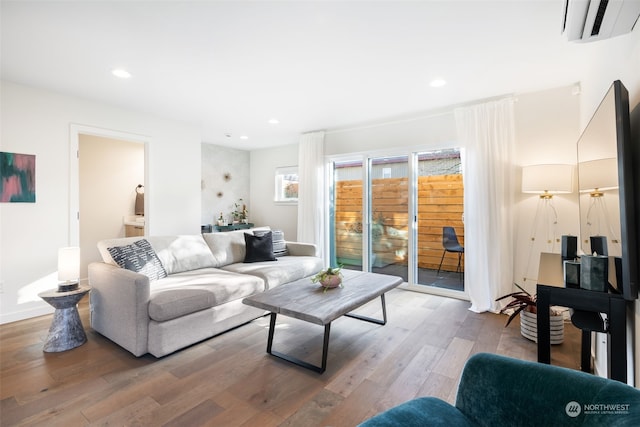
[455,353,640,427]
[88,262,151,357]
[285,241,318,257]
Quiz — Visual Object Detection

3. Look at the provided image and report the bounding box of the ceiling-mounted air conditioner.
[562,0,640,42]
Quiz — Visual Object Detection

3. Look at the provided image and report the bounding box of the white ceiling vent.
[562,0,640,42]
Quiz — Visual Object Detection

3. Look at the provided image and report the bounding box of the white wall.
[513,85,581,294]
[0,81,201,324]
[325,110,458,155]
[572,29,640,385]
[201,143,250,226]
[249,143,299,241]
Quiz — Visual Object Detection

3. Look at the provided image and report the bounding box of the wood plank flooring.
[1,289,581,426]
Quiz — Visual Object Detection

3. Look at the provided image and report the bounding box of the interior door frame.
[68,124,150,247]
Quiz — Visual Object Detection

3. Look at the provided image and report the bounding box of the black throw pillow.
[244,232,277,263]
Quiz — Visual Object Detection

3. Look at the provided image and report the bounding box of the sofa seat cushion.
[221,255,323,289]
[148,268,265,322]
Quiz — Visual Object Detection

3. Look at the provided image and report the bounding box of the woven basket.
[520,310,564,345]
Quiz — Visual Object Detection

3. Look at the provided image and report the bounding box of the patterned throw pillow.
[256,229,289,257]
[244,232,277,263]
[107,239,167,281]
[270,229,289,257]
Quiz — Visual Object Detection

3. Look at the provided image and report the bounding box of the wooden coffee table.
[243,269,402,373]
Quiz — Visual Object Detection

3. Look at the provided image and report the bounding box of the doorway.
[69,125,147,284]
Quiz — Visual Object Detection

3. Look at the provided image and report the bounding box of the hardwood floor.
[1,289,581,426]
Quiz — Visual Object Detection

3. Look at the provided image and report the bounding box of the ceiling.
[0,0,629,150]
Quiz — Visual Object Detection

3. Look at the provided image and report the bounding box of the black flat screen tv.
[577,80,638,300]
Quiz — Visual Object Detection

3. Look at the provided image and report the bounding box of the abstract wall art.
[1,152,36,203]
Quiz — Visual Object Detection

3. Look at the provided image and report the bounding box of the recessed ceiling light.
[112,68,131,79]
[240,135,249,140]
[429,79,447,88]
[268,118,279,124]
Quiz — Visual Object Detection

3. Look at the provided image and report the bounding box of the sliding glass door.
[329,148,465,297]
[331,159,364,270]
[414,149,464,292]
[369,155,409,281]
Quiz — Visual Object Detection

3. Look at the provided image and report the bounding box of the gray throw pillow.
[107,239,167,281]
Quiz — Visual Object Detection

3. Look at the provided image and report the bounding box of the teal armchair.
[358,352,640,426]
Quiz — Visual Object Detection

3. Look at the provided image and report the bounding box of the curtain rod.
[325,92,517,135]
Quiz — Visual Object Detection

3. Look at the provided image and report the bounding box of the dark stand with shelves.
[537,284,629,382]
[214,223,254,232]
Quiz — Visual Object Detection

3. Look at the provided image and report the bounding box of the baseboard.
[0,304,54,325]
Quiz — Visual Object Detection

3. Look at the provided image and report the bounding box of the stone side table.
[38,286,90,352]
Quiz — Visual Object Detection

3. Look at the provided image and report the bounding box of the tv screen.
[577,80,638,300]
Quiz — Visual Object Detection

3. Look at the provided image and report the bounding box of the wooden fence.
[334,174,464,272]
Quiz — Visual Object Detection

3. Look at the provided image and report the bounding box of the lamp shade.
[522,164,574,194]
[578,158,618,192]
[58,247,80,282]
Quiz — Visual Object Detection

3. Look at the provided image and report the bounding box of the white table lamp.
[522,164,574,198]
[58,247,80,292]
[578,158,618,197]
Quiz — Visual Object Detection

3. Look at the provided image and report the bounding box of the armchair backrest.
[456,353,640,426]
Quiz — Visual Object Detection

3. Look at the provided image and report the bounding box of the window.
[275,166,298,203]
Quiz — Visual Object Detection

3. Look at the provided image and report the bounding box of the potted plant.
[496,283,564,344]
[232,199,248,224]
[311,265,343,290]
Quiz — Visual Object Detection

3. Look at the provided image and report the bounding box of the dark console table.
[214,223,254,232]
[536,284,628,382]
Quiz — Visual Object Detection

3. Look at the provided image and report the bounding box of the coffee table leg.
[267,312,277,354]
[344,293,387,325]
[266,312,331,373]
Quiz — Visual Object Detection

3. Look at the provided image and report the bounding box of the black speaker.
[590,236,608,256]
[561,235,577,260]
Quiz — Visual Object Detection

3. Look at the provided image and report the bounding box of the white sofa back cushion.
[202,230,248,267]
[202,226,271,267]
[98,236,145,266]
[97,235,216,275]
[147,235,216,275]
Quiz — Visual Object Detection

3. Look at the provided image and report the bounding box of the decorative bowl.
[320,275,342,288]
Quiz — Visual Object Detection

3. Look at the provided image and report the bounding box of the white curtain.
[455,98,515,312]
[297,131,325,259]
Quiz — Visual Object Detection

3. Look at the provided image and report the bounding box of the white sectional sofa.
[88,227,323,357]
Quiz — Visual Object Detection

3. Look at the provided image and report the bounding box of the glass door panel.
[369,155,409,281]
[415,149,464,291]
[331,159,364,271]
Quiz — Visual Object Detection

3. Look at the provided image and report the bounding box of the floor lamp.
[578,158,619,253]
[521,164,574,284]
